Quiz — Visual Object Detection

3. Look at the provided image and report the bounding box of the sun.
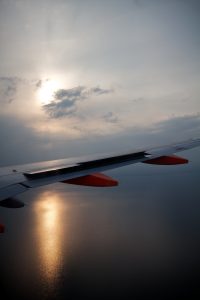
[37,79,60,105]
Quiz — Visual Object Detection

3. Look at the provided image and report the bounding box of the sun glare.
[38,79,60,105]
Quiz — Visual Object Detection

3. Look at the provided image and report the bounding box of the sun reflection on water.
[34,190,66,284]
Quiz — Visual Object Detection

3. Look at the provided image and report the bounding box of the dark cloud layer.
[0,113,199,167]
[43,86,113,118]
[154,114,200,135]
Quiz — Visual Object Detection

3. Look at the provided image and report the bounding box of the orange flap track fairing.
[62,173,119,187]
[0,223,5,233]
[143,155,188,165]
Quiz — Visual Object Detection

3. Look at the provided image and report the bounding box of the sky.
[0,2,200,297]
[0,0,200,166]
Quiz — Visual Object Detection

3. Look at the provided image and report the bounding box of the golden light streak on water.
[33,190,66,285]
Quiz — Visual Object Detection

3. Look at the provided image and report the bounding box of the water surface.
[0,158,200,299]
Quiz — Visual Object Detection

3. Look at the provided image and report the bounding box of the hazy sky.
[0,0,200,165]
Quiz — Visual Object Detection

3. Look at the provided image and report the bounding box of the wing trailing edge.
[0,137,200,233]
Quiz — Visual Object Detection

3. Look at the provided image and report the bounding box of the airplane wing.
[0,138,200,208]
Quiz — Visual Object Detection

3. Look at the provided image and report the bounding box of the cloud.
[103,111,119,123]
[43,85,113,118]
[43,99,77,118]
[55,86,86,101]
[0,76,41,104]
[131,97,145,104]
[43,86,85,118]
[35,79,42,89]
[89,86,113,95]
[0,77,22,103]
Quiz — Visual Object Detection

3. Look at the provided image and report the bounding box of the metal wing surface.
[0,138,200,202]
